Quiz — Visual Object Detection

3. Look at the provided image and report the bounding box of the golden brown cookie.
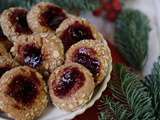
[0,24,13,51]
[48,63,95,111]
[11,33,64,73]
[0,7,32,41]
[27,2,70,33]
[0,54,15,77]
[0,12,13,51]
[0,37,13,52]
[56,17,104,52]
[0,42,15,77]
[0,66,48,120]
[65,40,111,85]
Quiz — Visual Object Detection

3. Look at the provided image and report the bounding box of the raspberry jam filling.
[10,9,32,34]
[39,5,67,30]
[74,47,100,76]
[53,67,85,98]
[60,21,94,51]
[6,73,40,106]
[19,44,42,68]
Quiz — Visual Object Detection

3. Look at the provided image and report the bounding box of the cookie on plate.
[11,33,64,74]
[0,37,13,52]
[0,66,48,120]
[56,17,104,52]
[65,40,111,85]
[0,24,13,52]
[0,7,32,41]
[0,42,16,77]
[48,63,95,111]
[27,2,70,33]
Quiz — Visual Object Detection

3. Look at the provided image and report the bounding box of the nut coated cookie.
[0,37,13,52]
[0,7,32,41]
[56,17,104,52]
[0,43,15,77]
[65,40,111,85]
[11,33,64,73]
[0,24,13,52]
[0,66,48,120]
[48,63,95,111]
[27,2,70,33]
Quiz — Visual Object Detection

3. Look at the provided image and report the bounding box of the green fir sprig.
[143,57,160,119]
[0,0,100,12]
[99,58,160,120]
[115,9,151,70]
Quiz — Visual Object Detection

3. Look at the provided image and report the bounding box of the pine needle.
[99,96,129,120]
[0,0,100,12]
[109,65,128,104]
[98,64,156,120]
[144,57,160,119]
[121,68,154,120]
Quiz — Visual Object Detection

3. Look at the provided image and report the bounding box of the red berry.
[100,0,106,4]
[92,8,103,16]
[112,0,122,12]
[106,10,117,22]
[103,2,113,11]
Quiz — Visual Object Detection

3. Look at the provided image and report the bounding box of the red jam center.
[53,67,85,98]
[74,48,100,76]
[10,9,32,34]
[60,21,94,51]
[39,5,67,30]
[20,44,42,68]
[6,73,40,106]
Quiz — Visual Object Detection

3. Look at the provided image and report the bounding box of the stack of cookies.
[0,2,112,120]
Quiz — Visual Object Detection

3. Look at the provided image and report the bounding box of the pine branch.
[0,0,15,11]
[120,67,154,120]
[115,9,151,70]
[99,112,108,120]
[11,0,41,9]
[98,64,155,120]
[109,65,128,104]
[99,96,130,120]
[144,57,160,119]
[50,0,100,12]
[0,0,100,12]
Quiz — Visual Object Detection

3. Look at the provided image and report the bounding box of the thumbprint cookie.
[65,40,111,85]
[0,66,48,120]
[0,43,16,77]
[56,17,104,52]
[0,24,13,52]
[11,33,64,73]
[0,7,32,41]
[27,2,69,33]
[48,63,95,111]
